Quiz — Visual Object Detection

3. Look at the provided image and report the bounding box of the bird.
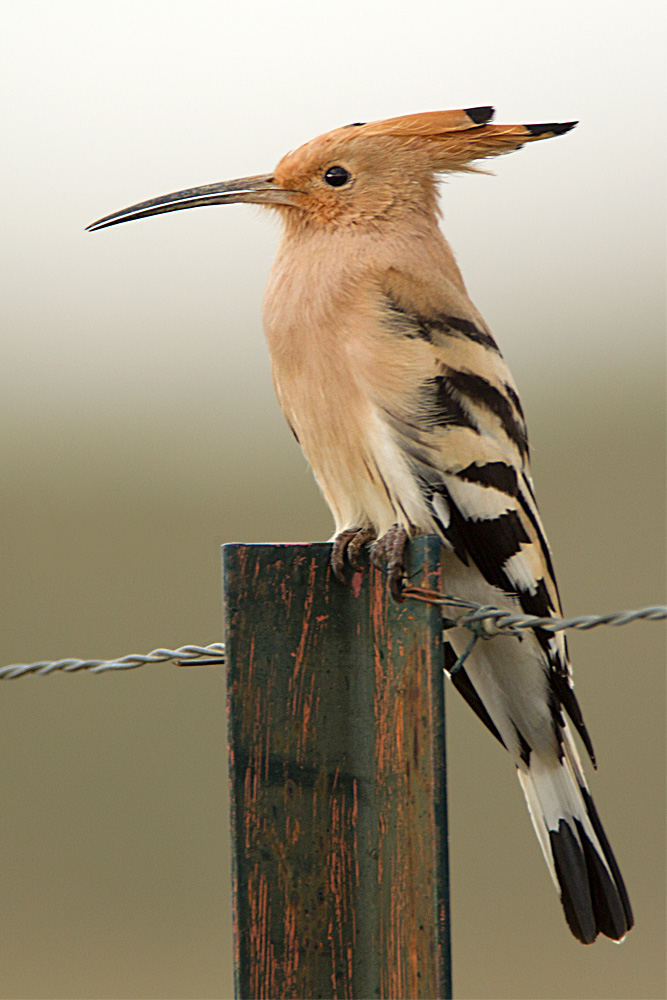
[87,106,633,944]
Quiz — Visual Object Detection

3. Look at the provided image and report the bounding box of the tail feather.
[517,727,633,944]
[578,785,634,933]
[548,819,597,943]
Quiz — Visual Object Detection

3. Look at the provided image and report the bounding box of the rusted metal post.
[223,537,451,999]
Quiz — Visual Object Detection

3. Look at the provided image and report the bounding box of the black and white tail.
[517,725,633,943]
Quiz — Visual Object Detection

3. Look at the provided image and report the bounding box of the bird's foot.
[330,526,376,583]
[370,524,410,602]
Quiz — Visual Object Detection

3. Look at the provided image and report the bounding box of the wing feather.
[374,286,595,763]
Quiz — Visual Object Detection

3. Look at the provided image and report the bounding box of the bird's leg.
[370,524,410,602]
[330,526,376,583]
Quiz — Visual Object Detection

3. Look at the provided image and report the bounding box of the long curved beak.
[86,173,297,231]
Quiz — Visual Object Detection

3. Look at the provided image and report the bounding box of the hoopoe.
[88,106,633,944]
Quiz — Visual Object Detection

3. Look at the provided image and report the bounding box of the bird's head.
[87,107,575,234]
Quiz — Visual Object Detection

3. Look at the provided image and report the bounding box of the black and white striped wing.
[378,293,594,761]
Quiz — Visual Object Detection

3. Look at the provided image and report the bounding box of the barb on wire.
[0,597,664,680]
[402,587,667,637]
[0,643,226,680]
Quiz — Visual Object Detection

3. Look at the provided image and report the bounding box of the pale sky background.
[1,2,665,999]
[2,0,665,420]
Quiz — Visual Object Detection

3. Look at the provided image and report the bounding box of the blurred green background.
[1,2,665,998]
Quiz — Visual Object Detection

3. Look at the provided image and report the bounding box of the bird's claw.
[370,524,410,602]
[347,527,376,568]
[330,526,376,583]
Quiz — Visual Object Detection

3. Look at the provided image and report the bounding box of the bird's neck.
[263,213,469,350]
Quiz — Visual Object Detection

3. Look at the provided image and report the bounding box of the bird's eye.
[323,165,351,187]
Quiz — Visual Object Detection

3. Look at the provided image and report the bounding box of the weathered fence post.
[222,537,451,999]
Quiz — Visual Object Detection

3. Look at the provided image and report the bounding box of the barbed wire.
[402,588,667,636]
[1,594,663,681]
[0,644,227,680]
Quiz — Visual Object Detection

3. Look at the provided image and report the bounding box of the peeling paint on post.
[223,537,451,1000]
